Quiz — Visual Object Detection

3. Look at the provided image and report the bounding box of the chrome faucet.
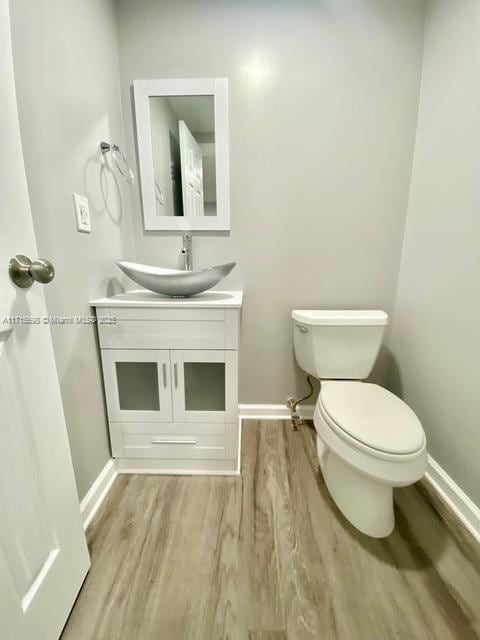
[181,234,193,271]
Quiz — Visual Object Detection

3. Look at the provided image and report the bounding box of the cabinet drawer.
[114,432,226,460]
[110,422,238,459]
[98,319,224,349]
[97,307,225,322]
[96,308,239,350]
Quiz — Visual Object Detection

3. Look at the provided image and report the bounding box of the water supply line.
[286,375,315,430]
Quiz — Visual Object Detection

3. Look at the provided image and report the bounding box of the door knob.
[9,254,55,288]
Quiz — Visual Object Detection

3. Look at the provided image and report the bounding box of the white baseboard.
[115,466,240,476]
[239,404,314,420]
[115,457,239,475]
[425,455,480,544]
[80,459,117,531]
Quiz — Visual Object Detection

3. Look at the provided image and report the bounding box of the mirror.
[149,96,216,218]
[134,79,230,231]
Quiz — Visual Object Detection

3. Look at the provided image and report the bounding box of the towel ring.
[100,141,135,185]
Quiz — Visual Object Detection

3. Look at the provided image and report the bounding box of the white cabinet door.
[179,120,204,217]
[101,349,173,423]
[171,350,238,423]
[0,4,90,638]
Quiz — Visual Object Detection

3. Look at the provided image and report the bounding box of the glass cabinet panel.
[116,362,159,411]
[172,350,236,423]
[184,362,225,412]
[101,349,172,423]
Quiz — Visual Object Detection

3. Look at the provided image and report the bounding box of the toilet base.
[317,436,394,538]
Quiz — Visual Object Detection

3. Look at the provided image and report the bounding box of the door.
[179,120,204,217]
[101,349,173,423]
[0,3,90,639]
[171,350,238,423]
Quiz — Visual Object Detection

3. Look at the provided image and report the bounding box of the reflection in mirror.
[149,96,216,218]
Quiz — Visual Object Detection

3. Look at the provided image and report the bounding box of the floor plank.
[61,420,480,640]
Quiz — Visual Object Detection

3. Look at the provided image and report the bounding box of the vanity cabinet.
[91,291,242,475]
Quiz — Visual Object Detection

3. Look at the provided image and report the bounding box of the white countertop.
[91,289,243,309]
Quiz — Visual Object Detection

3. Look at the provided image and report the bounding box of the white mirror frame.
[134,78,230,232]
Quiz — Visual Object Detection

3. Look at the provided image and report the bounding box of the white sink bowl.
[117,260,236,297]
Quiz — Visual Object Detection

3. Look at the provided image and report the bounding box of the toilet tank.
[292,310,388,379]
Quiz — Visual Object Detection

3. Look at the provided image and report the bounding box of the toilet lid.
[320,382,425,455]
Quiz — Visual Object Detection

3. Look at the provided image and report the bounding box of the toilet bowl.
[291,309,427,538]
[314,381,426,537]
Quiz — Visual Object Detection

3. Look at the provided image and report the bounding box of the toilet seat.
[319,381,425,456]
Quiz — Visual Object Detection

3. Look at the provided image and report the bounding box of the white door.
[179,120,205,217]
[101,349,173,423]
[0,3,90,639]
[171,350,238,423]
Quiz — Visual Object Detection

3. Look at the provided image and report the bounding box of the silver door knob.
[9,254,55,288]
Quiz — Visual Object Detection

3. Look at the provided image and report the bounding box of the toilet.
[291,309,426,538]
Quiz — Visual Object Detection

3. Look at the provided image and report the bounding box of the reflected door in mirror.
[149,95,216,218]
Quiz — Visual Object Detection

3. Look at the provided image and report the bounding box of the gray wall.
[116,0,426,402]
[10,0,133,500]
[388,0,480,507]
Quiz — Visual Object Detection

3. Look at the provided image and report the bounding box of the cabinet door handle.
[151,438,196,445]
[173,363,178,388]
[162,362,167,388]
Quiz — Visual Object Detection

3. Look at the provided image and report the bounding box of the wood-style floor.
[61,420,480,640]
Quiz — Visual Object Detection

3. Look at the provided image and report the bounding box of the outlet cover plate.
[73,193,91,233]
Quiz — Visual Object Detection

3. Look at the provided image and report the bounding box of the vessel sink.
[117,260,236,297]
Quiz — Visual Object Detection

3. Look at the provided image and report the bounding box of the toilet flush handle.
[296,324,308,333]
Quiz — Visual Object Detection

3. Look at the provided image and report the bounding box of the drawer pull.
[150,438,196,445]
[173,363,178,388]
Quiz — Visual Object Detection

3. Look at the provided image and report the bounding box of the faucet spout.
[181,233,193,271]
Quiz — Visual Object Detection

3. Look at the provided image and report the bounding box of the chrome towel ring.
[100,141,135,185]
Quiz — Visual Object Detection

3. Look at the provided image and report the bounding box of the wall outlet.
[73,193,91,233]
